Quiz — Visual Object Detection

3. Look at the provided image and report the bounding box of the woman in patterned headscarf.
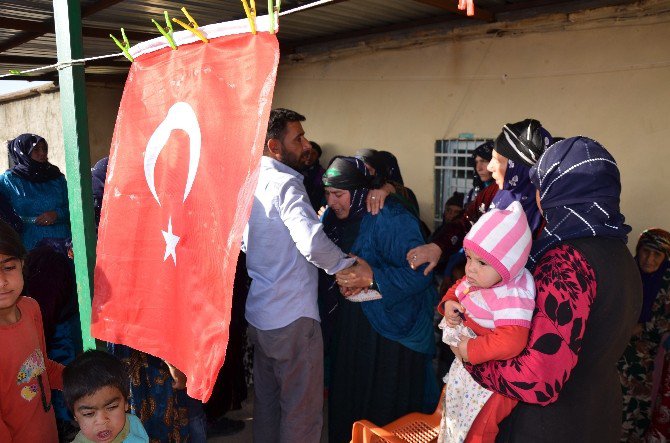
[619,228,670,442]
[0,134,70,250]
[457,136,641,442]
[321,156,438,443]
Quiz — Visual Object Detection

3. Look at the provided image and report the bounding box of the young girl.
[0,220,63,442]
[437,201,535,443]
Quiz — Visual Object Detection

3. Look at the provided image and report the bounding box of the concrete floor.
[207,389,328,442]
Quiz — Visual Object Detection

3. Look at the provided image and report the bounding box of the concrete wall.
[272,7,670,245]
[0,83,123,171]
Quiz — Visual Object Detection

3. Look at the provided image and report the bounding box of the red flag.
[92,29,278,401]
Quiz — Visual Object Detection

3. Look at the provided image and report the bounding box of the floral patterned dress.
[618,264,670,442]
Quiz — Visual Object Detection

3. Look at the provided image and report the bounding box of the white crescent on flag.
[144,101,202,206]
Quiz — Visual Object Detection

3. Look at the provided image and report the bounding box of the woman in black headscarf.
[487,119,552,236]
[0,134,70,250]
[619,228,670,441]
[322,157,438,442]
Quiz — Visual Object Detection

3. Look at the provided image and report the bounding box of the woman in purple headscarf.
[455,136,641,442]
[0,134,70,250]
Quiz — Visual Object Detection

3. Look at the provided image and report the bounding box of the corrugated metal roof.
[0,0,643,82]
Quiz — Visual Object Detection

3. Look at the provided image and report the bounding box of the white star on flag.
[162,216,180,265]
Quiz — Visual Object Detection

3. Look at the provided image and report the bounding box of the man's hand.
[336,256,373,289]
[406,243,442,275]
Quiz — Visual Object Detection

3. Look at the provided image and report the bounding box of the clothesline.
[0,0,335,80]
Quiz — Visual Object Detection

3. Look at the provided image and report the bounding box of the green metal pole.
[53,0,97,350]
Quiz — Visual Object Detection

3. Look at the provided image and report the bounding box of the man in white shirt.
[242,108,355,443]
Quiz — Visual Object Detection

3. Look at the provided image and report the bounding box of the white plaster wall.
[272,15,670,245]
[0,84,123,171]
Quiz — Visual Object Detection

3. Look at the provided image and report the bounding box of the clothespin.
[110,28,134,62]
[268,0,275,34]
[152,11,177,50]
[9,69,22,76]
[275,0,281,14]
[172,7,209,43]
[241,0,257,35]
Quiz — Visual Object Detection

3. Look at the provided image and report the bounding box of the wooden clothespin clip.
[152,11,177,50]
[172,7,209,43]
[110,28,134,62]
[241,0,257,35]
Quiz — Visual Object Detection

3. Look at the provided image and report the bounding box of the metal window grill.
[434,138,489,228]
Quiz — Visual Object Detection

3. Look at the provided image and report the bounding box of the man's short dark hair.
[63,350,130,411]
[266,108,306,145]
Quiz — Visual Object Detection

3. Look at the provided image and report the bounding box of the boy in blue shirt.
[63,350,148,443]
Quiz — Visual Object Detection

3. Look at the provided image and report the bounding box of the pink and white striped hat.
[463,201,532,283]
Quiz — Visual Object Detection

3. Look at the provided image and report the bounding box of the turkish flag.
[92,30,278,401]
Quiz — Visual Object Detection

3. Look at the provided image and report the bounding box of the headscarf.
[322,157,372,248]
[471,140,494,191]
[7,134,63,183]
[528,136,631,269]
[490,159,543,235]
[375,151,404,185]
[91,156,109,228]
[491,120,552,235]
[637,228,670,258]
[494,119,551,167]
[636,228,670,323]
[91,156,108,203]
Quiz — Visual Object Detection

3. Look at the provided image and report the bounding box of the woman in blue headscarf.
[456,137,641,442]
[322,156,438,443]
[0,134,70,249]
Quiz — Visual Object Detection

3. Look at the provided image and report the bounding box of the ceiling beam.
[0,0,128,53]
[283,14,461,53]
[411,0,494,21]
[0,17,155,42]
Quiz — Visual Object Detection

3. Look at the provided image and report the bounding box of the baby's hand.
[443,300,465,327]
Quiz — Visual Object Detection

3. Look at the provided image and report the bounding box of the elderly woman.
[323,157,437,443]
[456,137,641,442]
[619,228,670,441]
[0,134,70,249]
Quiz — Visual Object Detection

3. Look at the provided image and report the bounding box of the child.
[437,201,535,443]
[0,220,63,442]
[63,350,149,443]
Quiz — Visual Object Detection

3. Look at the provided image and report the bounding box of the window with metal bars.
[434,138,489,228]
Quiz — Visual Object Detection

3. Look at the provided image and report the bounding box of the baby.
[438,201,536,443]
[63,350,149,443]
